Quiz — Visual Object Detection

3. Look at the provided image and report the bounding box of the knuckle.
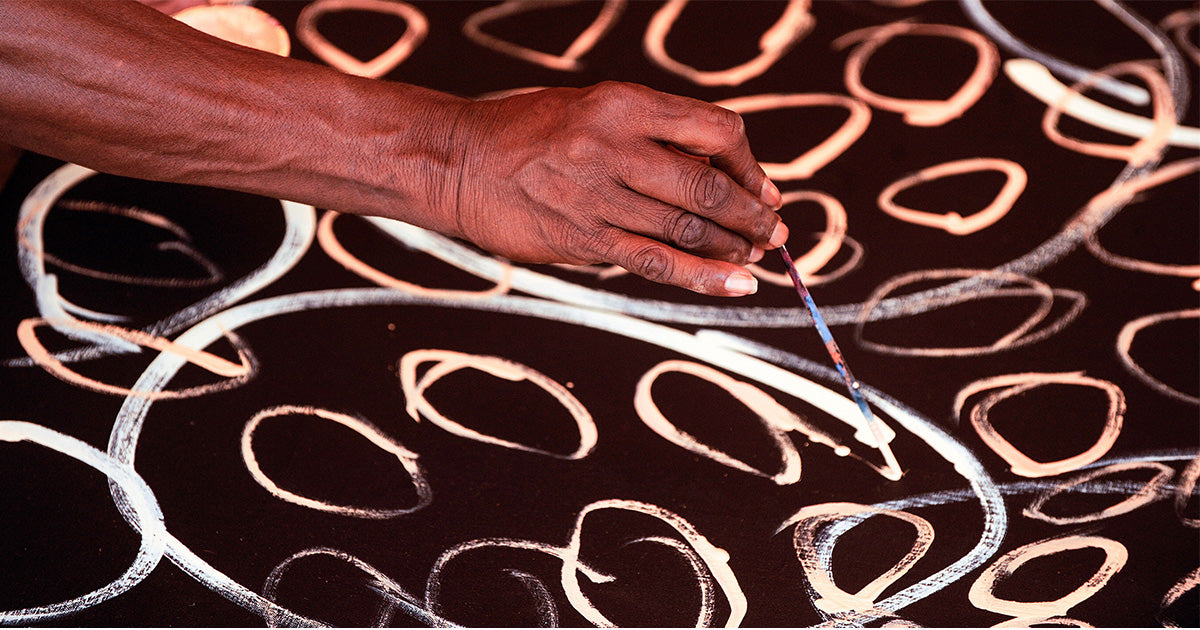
[596,79,633,96]
[563,134,607,166]
[667,212,710,251]
[572,223,616,260]
[628,243,674,283]
[734,160,763,187]
[688,168,734,213]
[549,223,610,266]
[584,80,638,112]
[708,106,746,142]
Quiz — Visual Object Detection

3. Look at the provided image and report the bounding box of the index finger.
[641,92,783,209]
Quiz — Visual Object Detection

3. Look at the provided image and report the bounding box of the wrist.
[265,73,470,236]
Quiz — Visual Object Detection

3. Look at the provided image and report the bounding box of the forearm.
[0,0,467,233]
[1,1,787,297]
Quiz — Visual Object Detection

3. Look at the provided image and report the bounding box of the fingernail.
[760,178,782,208]
[769,221,789,248]
[748,245,764,263]
[724,271,758,295]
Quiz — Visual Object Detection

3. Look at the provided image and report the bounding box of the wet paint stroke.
[833,20,1000,127]
[262,546,451,627]
[318,210,514,298]
[297,0,428,78]
[713,94,871,181]
[1022,461,1174,525]
[41,199,225,288]
[967,534,1129,620]
[16,316,258,400]
[463,0,626,72]
[637,359,820,485]
[398,348,597,460]
[9,162,315,367]
[1005,59,1200,152]
[424,537,611,627]
[1117,308,1200,404]
[1081,160,1200,291]
[0,421,167,624]
[778,449,1197,626]
[854,269,1088,357]
[560,499,746,627]
[955,372,1126,478]
[779,502,935,615]
[91,287,1002,626]
[644,0,814,87]
[241,404,433,518]
[1040,61,1179,167]
[1160,567,1200,628]
[876,158,1027,235]
[961,0,1153,105]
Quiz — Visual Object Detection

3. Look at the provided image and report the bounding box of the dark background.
[0,1,1196,626]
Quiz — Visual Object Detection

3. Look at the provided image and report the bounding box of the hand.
[445,81,788,296]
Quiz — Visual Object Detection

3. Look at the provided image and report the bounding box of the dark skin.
[0,0,789,296]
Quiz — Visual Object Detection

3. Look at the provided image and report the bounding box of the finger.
[640,92,783,209]
[600,229,760,297]
[605,185,764,264]
[622,141,786,250]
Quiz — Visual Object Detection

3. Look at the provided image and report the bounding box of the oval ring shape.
[644,0,813,86]
[835,21,999,126]
[968,535,1127,618]
[241,405,432,518]
[399,349,596,460]
[877,158,1027,235]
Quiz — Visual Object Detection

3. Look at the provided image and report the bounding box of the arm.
[0,0,786,296]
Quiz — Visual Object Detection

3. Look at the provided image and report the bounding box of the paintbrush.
[777,245,903,480]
